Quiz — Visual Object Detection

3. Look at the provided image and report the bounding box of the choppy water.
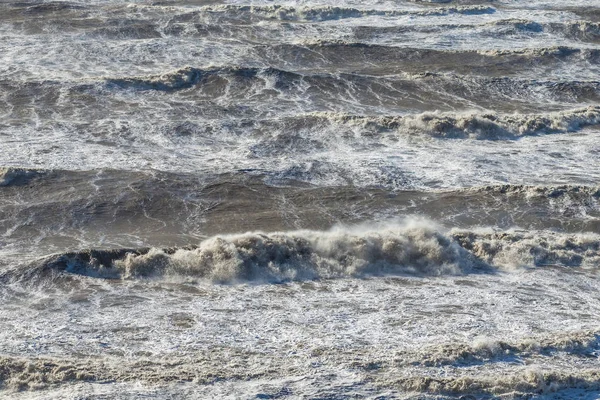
[1,0,600,399]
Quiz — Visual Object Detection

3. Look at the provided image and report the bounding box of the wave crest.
[316,106,600,139]
[453,230,600,269]
[104,66,300,91]
[405,330,600,367]
[193,4,495,22]
[42,223,480,283]
[9,222,599,284]
[0,168,42,187]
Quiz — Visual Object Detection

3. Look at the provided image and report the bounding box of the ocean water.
[1,0,600,398]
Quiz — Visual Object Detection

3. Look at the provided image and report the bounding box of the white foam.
[1,117,599,190]
[2,0,600,396]
[2,267,600,397]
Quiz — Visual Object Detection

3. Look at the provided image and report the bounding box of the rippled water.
[1,0,600,398]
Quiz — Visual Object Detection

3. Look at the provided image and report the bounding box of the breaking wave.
[59,61,600,138]
[103,66,301,92]
[6,222,600,284]
[454,229,600,268]
[27,222,485,283]
[0,167,42,187]
[320,106,600,138]
[290,107,600,139]
[406,330,600,367]
[420,332,600,367]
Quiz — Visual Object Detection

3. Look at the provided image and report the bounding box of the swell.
[107,44,600,78]
[9,11,600,46]
[169,4,496,23]
[461,184,600,197]
[257,43,600,77]
[95,19,600,44]
[353,20,600,43]
[5,223,600,284]
[1,3,493,39]
[572,9,600,23]
[4,44,599,94]
[4,42,596,82]
[1,169,598,253]
[1,3,495,22]
[0,1,86,19]
[493,19,600,43]
[42,19,600,45]
[289,41,600,62]
[5,67,600,118]
[104,67,600,108]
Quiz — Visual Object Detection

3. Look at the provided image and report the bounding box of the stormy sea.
[1,0,600,398]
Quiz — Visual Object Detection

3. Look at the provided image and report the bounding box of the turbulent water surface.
[2,0,600,399]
